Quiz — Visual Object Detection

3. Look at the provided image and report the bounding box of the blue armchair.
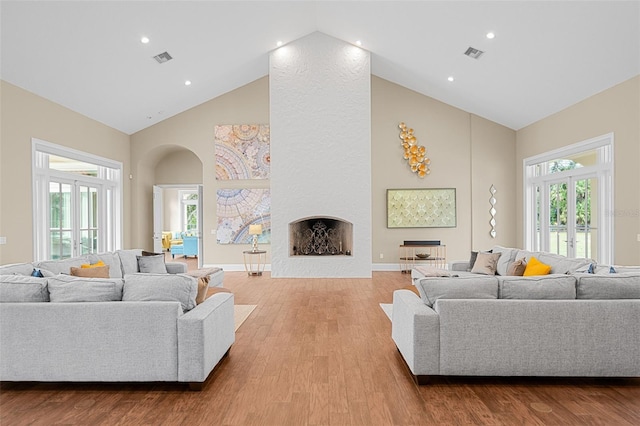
[171,236,198,258]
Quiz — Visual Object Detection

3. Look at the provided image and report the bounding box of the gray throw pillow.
[136,255,167,274]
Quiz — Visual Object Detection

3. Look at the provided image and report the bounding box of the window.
[180,190,198,233]
[32,139,122,260]
[524,134,613,264]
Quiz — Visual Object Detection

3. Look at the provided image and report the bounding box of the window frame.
[523,133,614,264]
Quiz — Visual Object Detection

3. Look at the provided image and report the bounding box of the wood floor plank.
[1,271,638,425]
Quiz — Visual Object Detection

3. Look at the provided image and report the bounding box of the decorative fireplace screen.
[289,217,353,256]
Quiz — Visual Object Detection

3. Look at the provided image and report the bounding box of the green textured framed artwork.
[387,188,457,228]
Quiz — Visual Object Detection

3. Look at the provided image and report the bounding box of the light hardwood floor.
[1,271,639,425]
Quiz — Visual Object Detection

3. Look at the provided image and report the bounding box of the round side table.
[243,250,267,276]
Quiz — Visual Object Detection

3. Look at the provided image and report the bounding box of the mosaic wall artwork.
[387,188,456,228]
[216,188,271,244]
[215,124,270,180]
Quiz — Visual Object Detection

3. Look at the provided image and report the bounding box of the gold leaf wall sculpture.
[398,122,430,178]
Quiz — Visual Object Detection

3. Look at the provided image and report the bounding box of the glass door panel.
[548,181,569,257]
[79,185,99,255]
[49,182,73,259]
[574,177,596,260]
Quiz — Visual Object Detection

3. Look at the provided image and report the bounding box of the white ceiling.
[2,1,639,135]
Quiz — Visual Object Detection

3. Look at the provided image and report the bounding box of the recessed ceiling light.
[184,80,192,86]
[447,76,454,82]
[141,36,150,44]
[486,32,495,39]
[276,41,283,47]
[355,40,362,46]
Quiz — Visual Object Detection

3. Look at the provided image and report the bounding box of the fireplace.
[289,217,353,256]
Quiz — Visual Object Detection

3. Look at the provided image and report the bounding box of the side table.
[243,250,267,276]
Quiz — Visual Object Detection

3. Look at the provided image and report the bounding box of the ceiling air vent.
[464,47,484,60]
[153,51,173,64]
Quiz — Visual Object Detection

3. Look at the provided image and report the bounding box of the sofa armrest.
[450,261,470,272]
[391,290,440,376]
[166,262,187,274]
[177,292,235,383]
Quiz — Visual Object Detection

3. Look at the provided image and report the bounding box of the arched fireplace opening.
[289,216,353,256]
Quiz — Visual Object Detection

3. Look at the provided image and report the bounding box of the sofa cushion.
[123,273,197,312]
[506,257,527,276]
[48,275,124,302]
[136,255,167,274]
[88,252,123,278]
[536,252,593,274]
[576,273,640,299]
[33,256,91,276]
[523,256,552,276]
[70,265,110,278]
[471,252,501,275]
[415,275,499,307]
[0,262,37,276]
[491,246,518,276]
[0,275,50,302]
[498,275,576,299]
[116,249,143,275]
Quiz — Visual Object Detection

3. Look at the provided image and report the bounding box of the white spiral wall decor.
[489,185,497,238]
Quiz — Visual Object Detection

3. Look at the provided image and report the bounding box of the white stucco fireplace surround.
[270,32,372,278]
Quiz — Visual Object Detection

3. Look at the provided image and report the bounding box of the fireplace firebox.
[289,217,353,256]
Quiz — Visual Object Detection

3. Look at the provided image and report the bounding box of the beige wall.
[372,77,517,265]
[156,150,203,232]
[130,75,516,267]
[516,76,640,265]
[15,73,637,267]
[0,81,130,264]
[130,77,270,261]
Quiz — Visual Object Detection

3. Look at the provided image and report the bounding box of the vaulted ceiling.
[2,1,638,135]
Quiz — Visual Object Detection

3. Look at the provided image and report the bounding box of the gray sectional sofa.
[393,246,640,384]
[0,250,233,389]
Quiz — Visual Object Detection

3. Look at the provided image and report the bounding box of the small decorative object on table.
[416,253,430,259]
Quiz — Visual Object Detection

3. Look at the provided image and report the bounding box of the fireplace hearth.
[289,217,353,256]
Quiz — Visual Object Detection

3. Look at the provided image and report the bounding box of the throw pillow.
[142,250,163,257]
[506,258,527,276]
[587,263,595,274]
[196,276,210,304]
[70,265,110,278]
[136,255,167,274]
[523,256,552,276]
[470,252,501,275]
[31,268,44,278]
[80,260,105,269]
[610,266,617,274]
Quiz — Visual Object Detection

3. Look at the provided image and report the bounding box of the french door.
[49,179,101,259]
[545,174,596,259]
[524,133,613,265]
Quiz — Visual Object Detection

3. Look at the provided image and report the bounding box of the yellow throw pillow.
[70,265,110,278]
[523,256,551,276]
[80,260,105,269]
